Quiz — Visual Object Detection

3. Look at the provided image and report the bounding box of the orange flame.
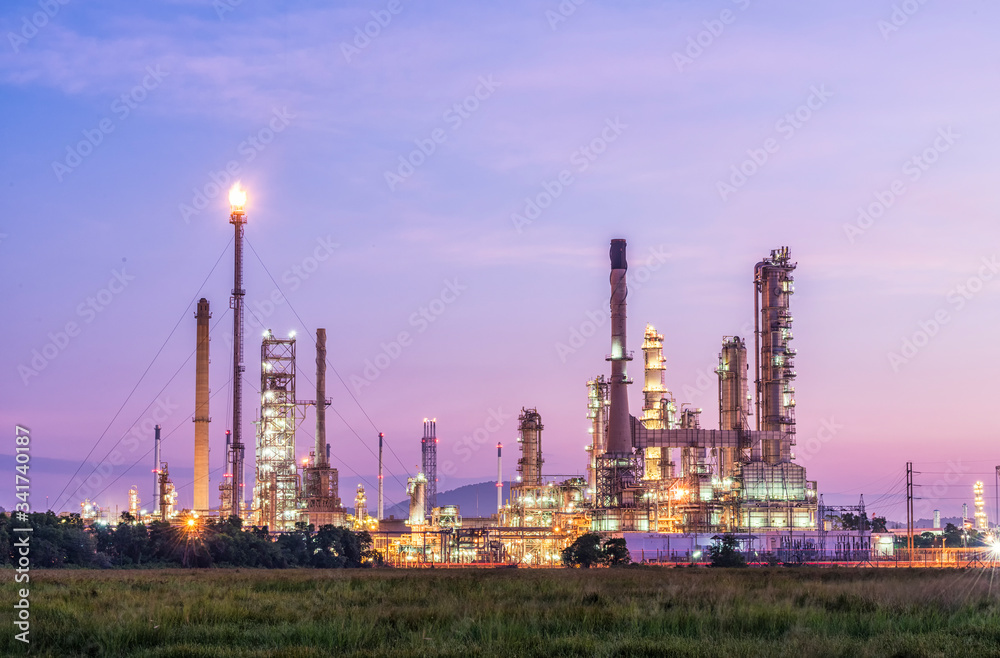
[229,183,246,208]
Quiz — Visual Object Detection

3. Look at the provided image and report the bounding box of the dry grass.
[5,566,1000,657]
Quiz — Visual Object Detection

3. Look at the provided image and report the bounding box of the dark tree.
[602,538,631,567]
[561,533,605,568]
[708,534,746,568]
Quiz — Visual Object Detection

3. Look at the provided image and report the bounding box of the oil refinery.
[71,184,976,566]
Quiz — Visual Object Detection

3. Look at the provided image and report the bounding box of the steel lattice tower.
[421,419,437,517]
[254,332,299,530]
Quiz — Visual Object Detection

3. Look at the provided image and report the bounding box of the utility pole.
[906,462,914,555]
[378,433,384,521]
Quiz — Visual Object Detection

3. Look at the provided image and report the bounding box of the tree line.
[0,512,381,568]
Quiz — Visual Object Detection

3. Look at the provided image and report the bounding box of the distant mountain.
[384,481,512,520]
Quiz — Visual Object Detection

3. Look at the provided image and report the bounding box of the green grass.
[5,567,1000,657]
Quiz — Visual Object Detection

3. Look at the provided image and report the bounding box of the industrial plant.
[72,184,991,566]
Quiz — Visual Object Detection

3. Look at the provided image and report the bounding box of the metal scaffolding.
[421,419,437,517]
[253,332,300,531]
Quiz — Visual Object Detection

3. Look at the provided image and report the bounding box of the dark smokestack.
[606,239,632,454]
[316,328,327,467]
[610,239,627,270]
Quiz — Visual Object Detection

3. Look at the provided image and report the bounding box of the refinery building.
[88,187,876,565]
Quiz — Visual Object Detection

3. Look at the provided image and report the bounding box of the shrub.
[708,534,746,568]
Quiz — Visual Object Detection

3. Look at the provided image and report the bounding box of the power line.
[88,384,234,504]
[63,308,232,507]
[243,237,412,478]
[54,239,233,511]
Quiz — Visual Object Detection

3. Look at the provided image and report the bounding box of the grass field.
[6,567,1000,657]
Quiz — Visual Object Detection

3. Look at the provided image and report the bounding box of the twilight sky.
[2,0,999,523]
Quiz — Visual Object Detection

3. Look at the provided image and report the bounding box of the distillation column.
[193,298,211,513]
[641,324,676,481]
[641,324,667,429]
[754,247,797,464]
[716,336,749,478]
[517,409,543,487]
[586,376,609,499]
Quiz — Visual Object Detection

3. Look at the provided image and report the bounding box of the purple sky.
[2,1,999,523]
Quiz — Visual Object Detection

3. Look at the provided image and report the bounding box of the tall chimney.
[228,184,247,520]
[315,328,327,467]
[606,239,632,454]
[193,298,211,513]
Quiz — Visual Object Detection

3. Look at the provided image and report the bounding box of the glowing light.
[229,183,246,209]
[289,330,296,338]
[187,519,196,527]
